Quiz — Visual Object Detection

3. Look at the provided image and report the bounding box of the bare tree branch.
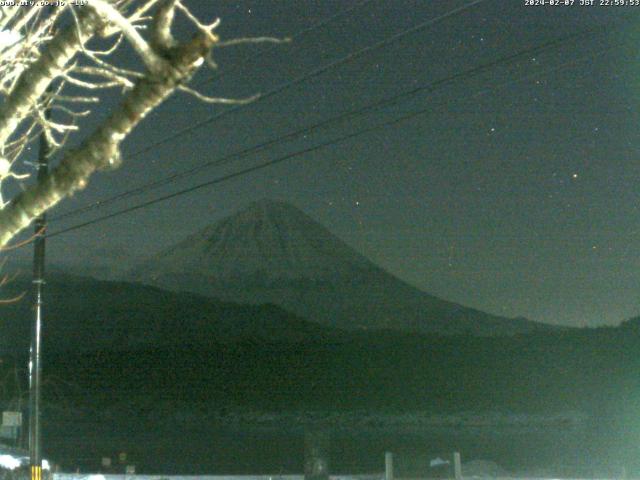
[0,31,217,246]
[87,0,165,73]
[0,9,98,147]
[177,85,260,104]
[216,36,290,48]
[0,1,271,248]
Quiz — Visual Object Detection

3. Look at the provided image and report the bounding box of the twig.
[0,291,26,304]
[177,85,260,105]
[0,225,44,251]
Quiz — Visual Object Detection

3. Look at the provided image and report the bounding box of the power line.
[46,126,410,238]
[51,0,489,222]
[142,0,376,112]
[46,43,616,240]
[122,0,488,159]
[51,22,613,223]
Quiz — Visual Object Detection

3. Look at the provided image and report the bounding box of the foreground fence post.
[385,452,393,480]
[304,429,330,480]
[453,452,462,480]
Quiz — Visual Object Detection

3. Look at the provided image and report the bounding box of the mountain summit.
[137,199,374,284]
[130,199,552,336]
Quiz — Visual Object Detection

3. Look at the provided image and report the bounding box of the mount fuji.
[129,200,554,336]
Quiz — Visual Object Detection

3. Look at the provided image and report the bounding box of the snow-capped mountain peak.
[136,199,372,285]
[130,199,553,336]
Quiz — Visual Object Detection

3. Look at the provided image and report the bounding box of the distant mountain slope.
[130,199,554,336]
[0,273,340,354]
[0,274,633,476]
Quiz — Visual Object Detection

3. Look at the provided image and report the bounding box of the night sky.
[8,0,640,327]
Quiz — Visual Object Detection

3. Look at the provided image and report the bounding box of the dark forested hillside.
[1,274,638,475]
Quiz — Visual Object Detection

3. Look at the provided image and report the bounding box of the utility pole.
[29,103,50,480]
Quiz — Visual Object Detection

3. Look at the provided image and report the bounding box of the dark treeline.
[1,274,639,473]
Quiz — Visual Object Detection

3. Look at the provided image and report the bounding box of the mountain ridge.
[130,199,556,336]
[0,272,345,355]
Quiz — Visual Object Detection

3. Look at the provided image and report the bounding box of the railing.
[52,475,385,480]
